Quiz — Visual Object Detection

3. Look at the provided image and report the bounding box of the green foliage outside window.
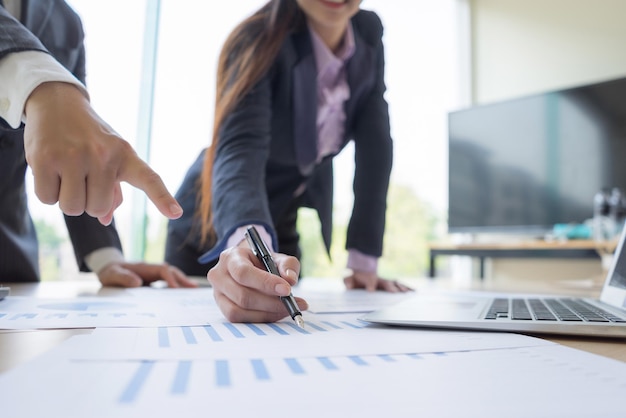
[298,183,441,279]
[34,218,66,281]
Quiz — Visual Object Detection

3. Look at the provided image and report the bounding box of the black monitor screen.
[448,76,626,235]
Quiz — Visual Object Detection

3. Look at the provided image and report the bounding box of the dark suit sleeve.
[171,67,285,266]
[0,7,47,58]
[65,216,123,271]
[210,74,278,250]
[346,12,393,257]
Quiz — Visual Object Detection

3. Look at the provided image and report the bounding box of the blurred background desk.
[428,240,607,279]
[0,275,624,377]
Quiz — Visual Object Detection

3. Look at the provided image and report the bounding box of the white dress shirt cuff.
[346,248,378,274]
[0,50,88,128]
[84,247,126,274]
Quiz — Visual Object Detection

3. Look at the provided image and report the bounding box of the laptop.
[361,231,626,338]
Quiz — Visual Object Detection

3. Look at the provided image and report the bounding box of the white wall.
[470,0,626,104]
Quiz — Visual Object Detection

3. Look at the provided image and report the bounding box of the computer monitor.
[448,76,626,235]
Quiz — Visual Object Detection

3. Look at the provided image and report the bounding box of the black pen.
[244,226,305,329]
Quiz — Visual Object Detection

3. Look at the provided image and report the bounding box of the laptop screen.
[601,227,626,307]
[608,249,626,290]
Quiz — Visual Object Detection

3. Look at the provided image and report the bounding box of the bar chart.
[0,294,219,329]
[153,317,367,348]
[3,342,625,418]
[70,314,552,362]
[116,352,429,404]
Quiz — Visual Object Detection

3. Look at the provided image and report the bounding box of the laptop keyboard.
[485,298,626,322]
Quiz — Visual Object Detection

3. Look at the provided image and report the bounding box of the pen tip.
[295,315,305,329]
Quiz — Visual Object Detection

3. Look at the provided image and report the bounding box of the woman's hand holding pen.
[207,243,309,323]
[344,270,413,293]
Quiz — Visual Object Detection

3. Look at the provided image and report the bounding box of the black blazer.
[0,1,123,282]
[165,10,392,276]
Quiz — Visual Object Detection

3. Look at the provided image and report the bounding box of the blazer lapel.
[292,31,318,176]
[345,26,376,130]
[22,0,54,36]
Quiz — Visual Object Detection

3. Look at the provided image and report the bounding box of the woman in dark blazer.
[166,0,410,322]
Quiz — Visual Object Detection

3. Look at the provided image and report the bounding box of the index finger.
[120,155,183,219]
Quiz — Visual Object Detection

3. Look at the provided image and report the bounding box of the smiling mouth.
[324,0,346,3]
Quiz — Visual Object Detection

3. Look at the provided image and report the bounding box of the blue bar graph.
[305,322,327,332]
[44,313,68,319]
[106,314,478,404]
[171,361,192,395]
[203,325,222,342]
[317,357,339,370]
[147,319,379,373]
[113,352,447,404]
[158,327,169,348]
[251,359,270,380]
[284,322,310,334]
[181,327,197,344]
[348,355,368,366]
[10,313,37,320]
[284,358,306,374]
[340,321,363,329]
[267,323,289,335]
[119,361,155,403]
[321,321,342,329]
[38,301,135,311]
[215,360,230,387]
[223,323,245,338]
[245,323,266,336]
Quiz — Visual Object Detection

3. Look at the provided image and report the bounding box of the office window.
[28,0,463,280]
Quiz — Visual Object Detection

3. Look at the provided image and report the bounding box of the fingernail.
[285,269,298,281]
[275,283,290,296]
[170,203,183,216]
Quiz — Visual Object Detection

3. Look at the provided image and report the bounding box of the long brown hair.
[198,0,305,244]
